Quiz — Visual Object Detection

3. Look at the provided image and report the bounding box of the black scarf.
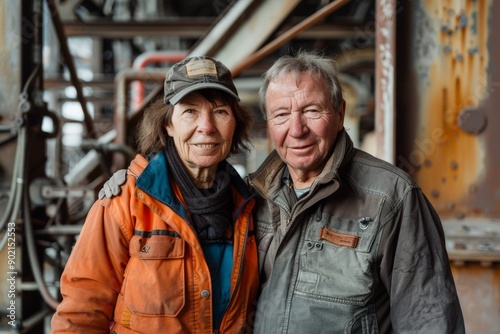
[165,138,234,243]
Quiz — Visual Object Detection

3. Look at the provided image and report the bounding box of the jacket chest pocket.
[295,217,378,306]
[122,234,185,316]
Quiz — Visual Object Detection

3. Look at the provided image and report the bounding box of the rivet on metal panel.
[457,106,487,135]
[450,161,458,170]
[440,25,452,35]
[468,47,479,55]
[431,189,439,198]
[424,159,432,167]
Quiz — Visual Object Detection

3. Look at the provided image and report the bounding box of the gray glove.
[98,169,127,200]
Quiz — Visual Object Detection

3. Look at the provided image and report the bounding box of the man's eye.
[272,113,289,124]
[304,109,321,118]
[275,111,290,118]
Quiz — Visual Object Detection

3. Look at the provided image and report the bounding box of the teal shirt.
[203,242,233,330]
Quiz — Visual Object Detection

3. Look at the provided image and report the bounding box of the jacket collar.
[317,128,355,184]
[133,151,254,210]
[249,128,355,197]
[135,152,188,217]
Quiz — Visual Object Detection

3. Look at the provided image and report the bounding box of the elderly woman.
[51,56,259,333]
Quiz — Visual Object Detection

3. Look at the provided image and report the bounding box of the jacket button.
[201,290,210,298]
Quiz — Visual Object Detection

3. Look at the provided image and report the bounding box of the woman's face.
[166,91,236,178]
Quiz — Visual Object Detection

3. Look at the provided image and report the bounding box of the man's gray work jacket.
[248,129,465,334]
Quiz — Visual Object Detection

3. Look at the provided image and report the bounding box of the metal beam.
[61,18,214,38]
[191,0,303,71]
[61,19,372,40]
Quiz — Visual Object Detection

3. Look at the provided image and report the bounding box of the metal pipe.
[64,130,117,186]
[113,68,166,168]
[130,51,187,110]
[114,68,166,144]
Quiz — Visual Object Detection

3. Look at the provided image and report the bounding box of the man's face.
[265,72,345,186]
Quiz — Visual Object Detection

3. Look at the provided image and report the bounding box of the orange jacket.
[51,154,259,333]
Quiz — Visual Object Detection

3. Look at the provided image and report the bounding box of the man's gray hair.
[258,51,344,119]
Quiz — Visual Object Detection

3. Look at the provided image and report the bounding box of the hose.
[0,124,26,251]
[0,65,39,251]
[23,173,60,310]
[3,119,61,310]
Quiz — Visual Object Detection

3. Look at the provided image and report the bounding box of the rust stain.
[413,0,491,218]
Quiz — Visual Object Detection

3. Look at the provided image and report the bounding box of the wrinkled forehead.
[269,70,326,88]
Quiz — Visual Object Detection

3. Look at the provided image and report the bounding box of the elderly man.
[247,51,465,333]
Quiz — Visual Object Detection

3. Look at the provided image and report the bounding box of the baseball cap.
[164,56,240,105]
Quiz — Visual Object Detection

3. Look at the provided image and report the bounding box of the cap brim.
[166,83,240,105]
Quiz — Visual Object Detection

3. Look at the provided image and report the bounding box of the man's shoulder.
[342,148,419,197]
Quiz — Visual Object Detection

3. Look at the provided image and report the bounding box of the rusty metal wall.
[396,0,500,332]
[399,0,498,219]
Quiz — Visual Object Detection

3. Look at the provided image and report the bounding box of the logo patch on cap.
[185,59,218,78]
